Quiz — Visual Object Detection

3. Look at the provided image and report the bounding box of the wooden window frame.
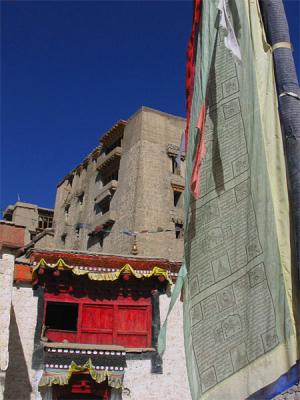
[38,215,53,230]
[43,292,152,349]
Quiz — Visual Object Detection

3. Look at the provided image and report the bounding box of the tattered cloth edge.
[32,258,173,285]
[39,359,124,389]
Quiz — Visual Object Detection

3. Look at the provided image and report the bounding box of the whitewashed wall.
[123,294,191,400]
[4,284,43,400]
[0,255,14,400]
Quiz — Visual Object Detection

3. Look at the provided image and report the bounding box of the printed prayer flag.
[217,0,241,62]
[183,1,299,399]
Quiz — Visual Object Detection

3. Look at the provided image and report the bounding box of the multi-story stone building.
[1,106,191,400]
[53,106,186,259]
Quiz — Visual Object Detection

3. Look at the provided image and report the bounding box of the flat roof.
[99,119,127,146]
[3,202,53,219]
[128,106,186,123]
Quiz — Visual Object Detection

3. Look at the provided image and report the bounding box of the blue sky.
[1,0,299,212]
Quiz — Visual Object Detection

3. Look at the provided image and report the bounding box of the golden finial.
[131,235,138,255]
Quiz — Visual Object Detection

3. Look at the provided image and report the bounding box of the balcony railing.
[96,147,122,172]
[94,180,118,205]
[170,174,185,191]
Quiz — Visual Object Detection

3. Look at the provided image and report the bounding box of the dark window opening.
[171,157,180,175]
[67,175,74,187]
[4,213,12,222]
[95,172,102,184]
[175,223,184,239]
[64,204,70,219]
[78,193,84,206]
[30,233,36,241]
[38,215,53,230]
[173,190,182,208]
[101,169,118,186]
[45,302,78,331]
[61,233,67,245]
[95,197,110,215]
[75,225,80,239]
[105,137,122,155]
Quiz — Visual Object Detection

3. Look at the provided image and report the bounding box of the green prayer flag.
[183,1,298,399]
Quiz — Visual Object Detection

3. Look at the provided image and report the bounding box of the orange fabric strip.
[190,102,206,199]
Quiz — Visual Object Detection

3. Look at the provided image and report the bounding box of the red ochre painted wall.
[0,223,25,249]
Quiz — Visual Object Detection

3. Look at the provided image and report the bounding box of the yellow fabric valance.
[39,359,124,389]
[33,258,172,284]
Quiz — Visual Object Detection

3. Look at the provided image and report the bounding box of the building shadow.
[4,305,32,400]
[32,287,44,371]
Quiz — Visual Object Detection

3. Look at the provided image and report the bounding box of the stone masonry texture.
[53,107,186,259]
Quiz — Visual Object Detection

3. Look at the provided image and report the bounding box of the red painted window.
[43,293,152,348]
